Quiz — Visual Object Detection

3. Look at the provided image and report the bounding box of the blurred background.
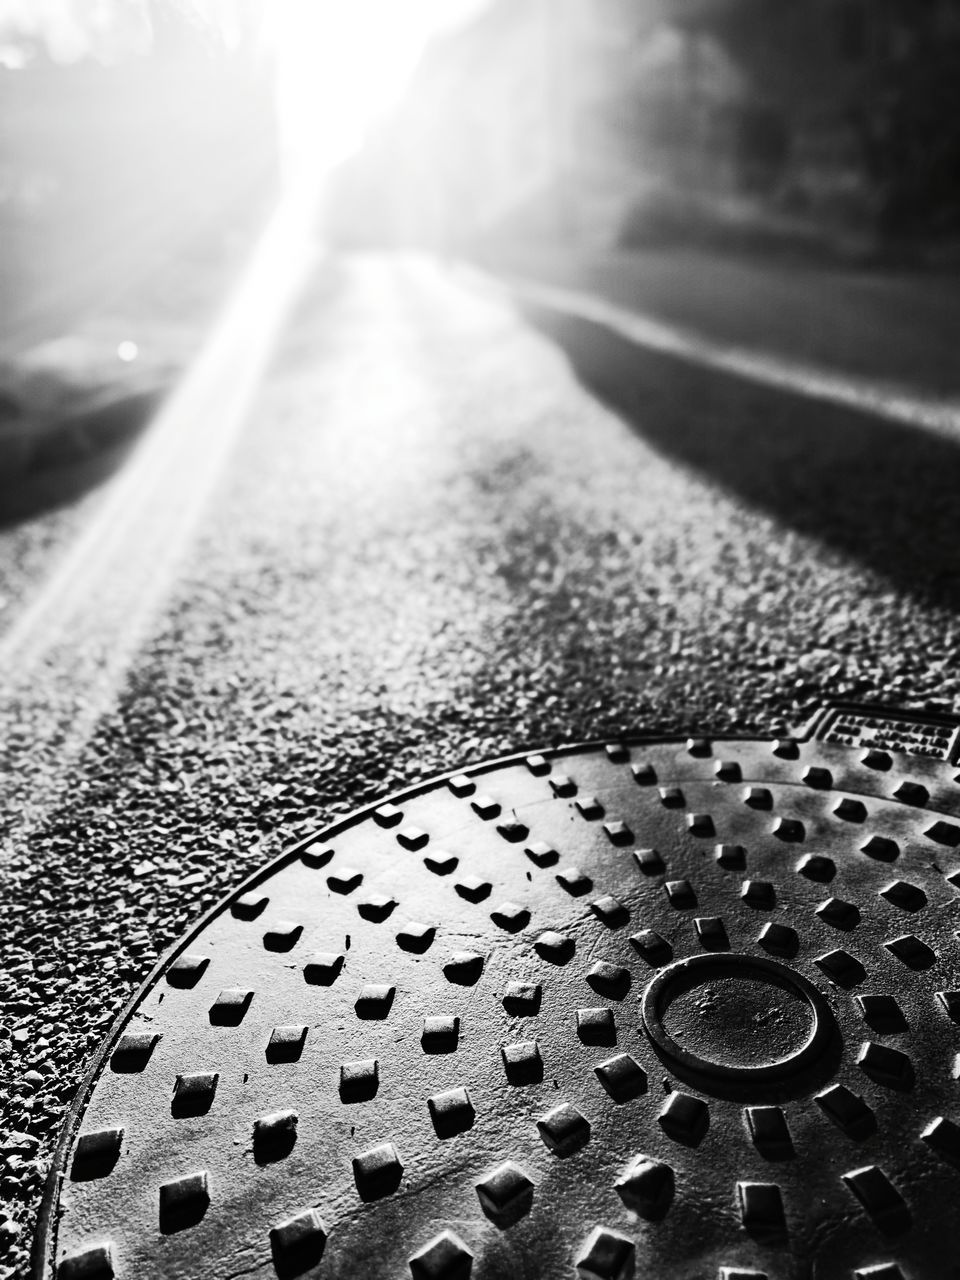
[1,0,959,521]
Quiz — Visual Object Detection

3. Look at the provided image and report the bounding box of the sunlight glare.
[269,0,486,184]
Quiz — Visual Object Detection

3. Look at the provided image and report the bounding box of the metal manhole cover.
[35,703,960,1280]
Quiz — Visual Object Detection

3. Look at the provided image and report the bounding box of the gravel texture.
[3,253,960,1276]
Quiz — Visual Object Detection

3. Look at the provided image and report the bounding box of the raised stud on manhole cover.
[38,708,960,1277]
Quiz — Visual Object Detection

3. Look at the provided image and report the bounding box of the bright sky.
[0,0,490,171]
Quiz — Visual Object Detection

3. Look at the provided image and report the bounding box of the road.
[2,250,960,1276]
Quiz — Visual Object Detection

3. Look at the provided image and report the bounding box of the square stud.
[455,876,491,903]
[615,1157,674,1220]
[758,923,798,958]
[658,1092,709,1146]
[475,1161,535,1226]
[603,820,633,846]
[409,1231,472,1280]
[586,961,630,998]
[594,1053,647,1103]
[428,1086,475,1138]
[299,843,333,869]
[743,787,772,810]
[232,891,268,920]
[745,1106,793,1160]
[339,1058,379,1102]
[549,774,577,797]
[443,952,484,985]
[171,1072,218,1118]
[716,843,746,870]
[266,1025,307,1065]
[537,1102,591,1156]
[857,994,907,1034]
[815,950,866,989]
[397,826,429,851]
[772,818,804,842]
[327,867,362,894]
[557,866,593,896]
[497,820,529,843]
[424,850,458,875]
[358,894,397,922]
[526,754,551,775]
[352,1142,403,1200]
[253,1110,298,1162]
[927,820,960,847]
[158,1171,209,1233]
[816,898,860,930]
[715,760,741,782]
[57,1244,114,1280]
[695,916,729,951]
[884,934,936,970]
[575,795,604,820]
[737,1181,786,1243]
[577,1007,616,1046]
[490,902,529,932]
[880,881,926,912]
[629,930,672,967]
[263,920,303,952]
[605,742,630,763]
[590,896,629,928]
[373,803,403,827]
[71,1128,124,1181]
[110,1031,159,1073]
[857,1041,914,1090]
[355,984,396,1019]
[631,762,657,785]
[798,854,836,882]
[861,836,899,862]
[686,813,715,837]
[448,774,475,797]
[269,1208,326,1276]
[166,954,210,989]
[841,1165,910,1235]
[535,930,574,963]
[501,1040,543,1084]
[921,1116,960,1170]
[421,1015,459,1053]
[634,848,665,875]
[861,748,892,770]
[208,988,253,1026]
[815,1084,876,1140]
[502,981,541,1015]
[659,786,684,808]
[396,922,436,953]
[575,1227,634,1280]
[526,840,558,867]
[303,952,344,984]
[834,798,867,823]
[665,880,696,910]
[471,794,501,819]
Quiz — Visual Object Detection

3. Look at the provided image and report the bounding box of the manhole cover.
[35,704,960,1280]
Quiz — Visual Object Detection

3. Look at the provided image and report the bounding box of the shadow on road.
[522,303,960,613]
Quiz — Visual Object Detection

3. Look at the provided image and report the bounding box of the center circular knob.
[641,953,835,1089]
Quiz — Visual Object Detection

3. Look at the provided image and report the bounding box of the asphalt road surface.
[3,251,960,1277]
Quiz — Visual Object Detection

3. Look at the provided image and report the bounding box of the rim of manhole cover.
[34,702,960,1280]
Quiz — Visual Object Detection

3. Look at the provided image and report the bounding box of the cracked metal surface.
[35,708,960,1279]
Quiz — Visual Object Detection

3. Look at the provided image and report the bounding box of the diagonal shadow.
[520,302,960,614]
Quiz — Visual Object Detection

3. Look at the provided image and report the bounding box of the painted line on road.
[480,270,960,437]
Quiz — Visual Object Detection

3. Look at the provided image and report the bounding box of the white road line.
[482,271,960,437]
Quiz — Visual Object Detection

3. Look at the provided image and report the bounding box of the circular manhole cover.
[35,708,960,1280]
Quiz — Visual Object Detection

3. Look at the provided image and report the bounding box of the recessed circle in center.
[641,953,835,1087]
